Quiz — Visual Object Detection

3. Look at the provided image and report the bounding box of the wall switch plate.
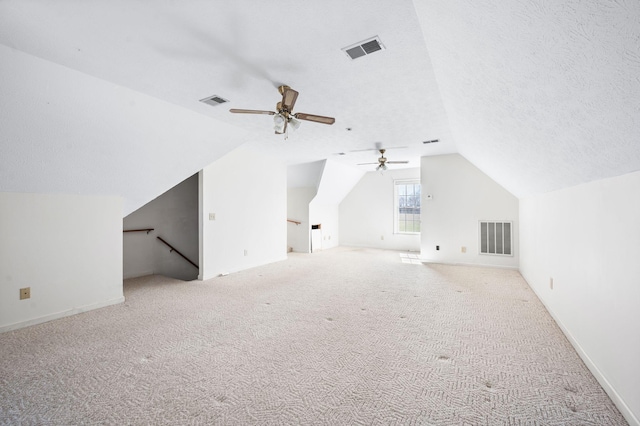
[381,235,384,240]
[209,213,215,220]
[550,278,554,290]
[20,287,30,300]
[243,249,248,256]
[461,246,466,253]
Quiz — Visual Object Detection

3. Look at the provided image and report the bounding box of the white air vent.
[423,139,439,144]
[199,95,229,107]
[342,36,385,60]
[479,221,513,256]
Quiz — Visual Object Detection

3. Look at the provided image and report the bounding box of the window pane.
[396,181,421,234]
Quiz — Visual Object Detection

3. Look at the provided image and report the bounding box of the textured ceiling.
[414,0,640,197]
[1,0,639,210]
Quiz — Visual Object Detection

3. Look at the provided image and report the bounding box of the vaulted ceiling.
[1,1,639,214]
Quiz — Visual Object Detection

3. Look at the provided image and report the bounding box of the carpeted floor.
[0,247,627,425]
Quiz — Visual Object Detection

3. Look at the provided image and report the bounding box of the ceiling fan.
[230,85,335,137]
[358,149,409,171]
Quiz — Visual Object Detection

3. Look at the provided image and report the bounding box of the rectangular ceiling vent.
[342,36,385,60]
[423,139,440,144]
[199,95,229,107]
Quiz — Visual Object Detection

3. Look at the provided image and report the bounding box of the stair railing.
[123,228,154,234]
[156,237,199,269]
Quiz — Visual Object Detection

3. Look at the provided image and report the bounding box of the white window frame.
[394,179,421,235]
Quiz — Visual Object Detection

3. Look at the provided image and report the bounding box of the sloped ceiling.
[414,1,640,197]
[1,1,639,213]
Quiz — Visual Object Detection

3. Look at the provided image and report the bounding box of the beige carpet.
[0,247,627,425]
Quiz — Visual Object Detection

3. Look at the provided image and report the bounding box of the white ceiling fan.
[230,85,335,138]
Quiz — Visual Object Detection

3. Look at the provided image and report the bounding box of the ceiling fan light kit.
[273,113,286,133]
[230,85,335,139]
[288,117,301,130]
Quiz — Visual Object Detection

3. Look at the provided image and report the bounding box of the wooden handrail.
[123,228,154,234]
[156,237,198,269]
[287,219,301,225]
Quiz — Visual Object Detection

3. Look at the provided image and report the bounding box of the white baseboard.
[123,270,154,280]
[200,255,288,281]
[421,259,519,270]
[0,296,125,334]
[524,276,639,426]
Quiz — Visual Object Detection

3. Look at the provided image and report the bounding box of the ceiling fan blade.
[230,108,275,115]
[387,161,410,164]
[281,87,299,111]
[357,162,379,165]
[350,148,379,153]
[294,113,335,125]
[349,145,407,153]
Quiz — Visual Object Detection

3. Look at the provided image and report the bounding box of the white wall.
[123,174,198,281]
[0,192,123,332]
[520,171,640,425]
[309,203,339,252]
[308,160,365,252]
[421,154,519,268]
[199,145,287,280]
[287,187,316,253]
[340,168,421,251]
[0,45,247,217]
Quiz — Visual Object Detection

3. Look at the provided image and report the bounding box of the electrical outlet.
[436,245,440,251]
[209,213,215,221]
[550,278,554,290]
[244,249,248,256]
[20,287,30,300]
[381,235,384,240]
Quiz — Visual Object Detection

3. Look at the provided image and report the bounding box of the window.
[395,180,421,234]
[479,221,512,255]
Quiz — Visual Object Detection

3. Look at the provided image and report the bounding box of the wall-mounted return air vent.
[479,221,513,256]
[199,95,229,107]
[342,36,385,60]
[423,139,439,144]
